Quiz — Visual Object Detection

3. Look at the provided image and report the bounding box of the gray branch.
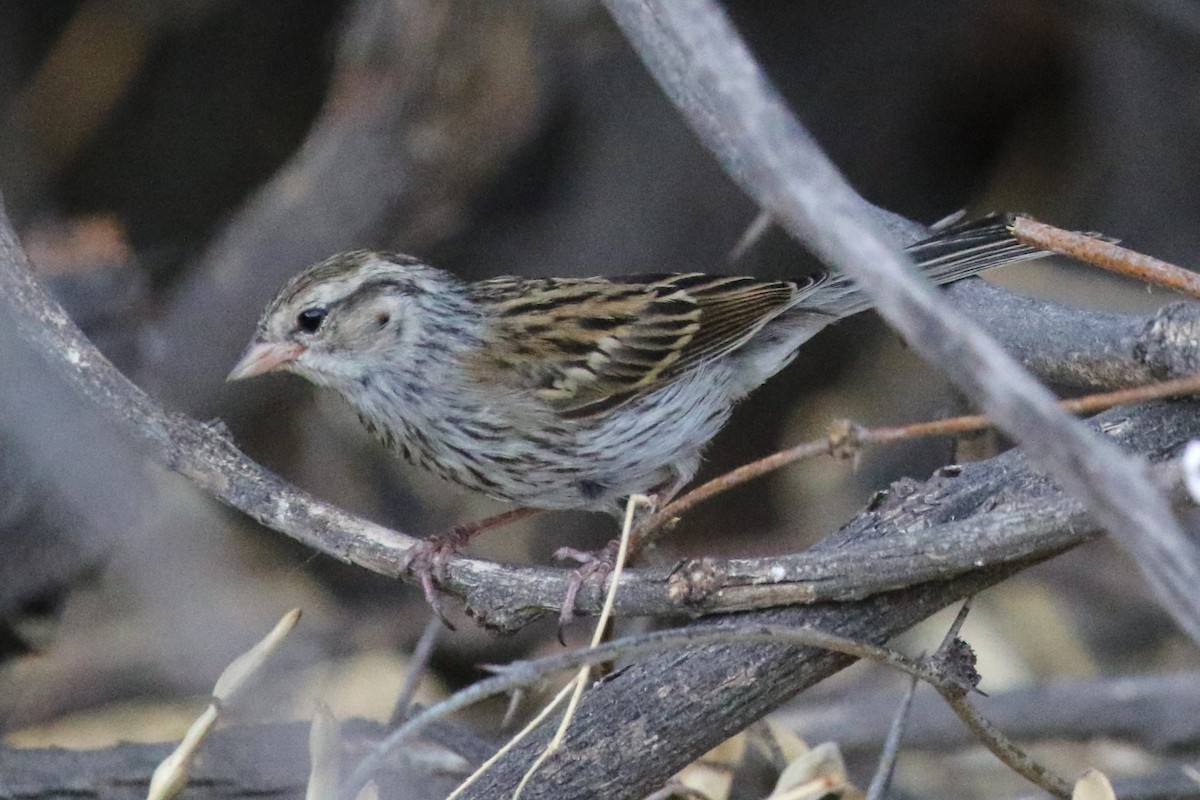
[5,1,1200,793]
[782,670,1200,756]
[0,719,487,800]
[3,191,1200,637]
[947,280,1200,393]
[601,0,1200,645]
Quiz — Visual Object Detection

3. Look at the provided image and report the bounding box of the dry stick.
[338,623,1071,800]
[938,691,1072,799]
[937,598,974,653]
[642,371,1200,539]
[1011,216,1200,300]
[923,601,1069,799]
[388,615,442,726]
[864,674,919,800]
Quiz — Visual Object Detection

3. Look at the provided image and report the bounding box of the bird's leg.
[402,506,540,627]
[554,538,622,629]
[554,487,672,628]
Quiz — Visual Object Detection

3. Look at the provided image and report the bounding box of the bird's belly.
[355,370,737,512]
[461,373,735,511]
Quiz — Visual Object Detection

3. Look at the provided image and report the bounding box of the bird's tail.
[809,214,1044,319]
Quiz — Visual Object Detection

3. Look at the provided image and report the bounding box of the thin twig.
[938,691,1072,798]
[644,372,1200,536]
[388,615,443,726]
[921,599,1071,798]
[1012,216,1200,300]
[444,682,576,800]
[938,599,974,653]
[864,675,918,800]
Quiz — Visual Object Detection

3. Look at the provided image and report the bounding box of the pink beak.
[226,341,304,381]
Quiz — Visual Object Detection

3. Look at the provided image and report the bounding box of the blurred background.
[2,0,1199,796]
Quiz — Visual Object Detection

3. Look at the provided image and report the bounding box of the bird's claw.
[554,540,620,632]
[400,526,473,630]
[399,508,539,630]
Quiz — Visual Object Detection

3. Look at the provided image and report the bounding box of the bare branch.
[601,0,1200,645]
[782,670,1200,756]
[0,719,482,800]
[4,187,1199,633]
[948,281,1200,393]
[1013,215,1200,298]
[644,372,1200,539]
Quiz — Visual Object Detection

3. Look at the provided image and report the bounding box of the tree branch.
[782,670,1200,756]
[947,281,1200,393]
[4,191,1200,635]
[601,0,1200,645]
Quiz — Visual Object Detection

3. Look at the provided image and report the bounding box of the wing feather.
[467,273,822,415]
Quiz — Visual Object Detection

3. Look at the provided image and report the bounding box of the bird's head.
[227,251,463,390]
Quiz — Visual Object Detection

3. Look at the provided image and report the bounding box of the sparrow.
[228,215,1042,609]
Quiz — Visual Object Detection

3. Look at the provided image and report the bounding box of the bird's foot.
[400,525,474,629]
[554,539,621,629]
[402,507,539,629]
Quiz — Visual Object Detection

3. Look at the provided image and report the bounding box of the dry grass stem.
[444,496,651,798]
[444,683,574,800]
[511,494,650,799]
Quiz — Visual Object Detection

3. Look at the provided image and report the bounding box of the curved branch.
[3,195,1200,633]
[602,0,1200,645]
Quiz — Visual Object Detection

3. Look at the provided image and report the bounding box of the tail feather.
[810,214,1044,318]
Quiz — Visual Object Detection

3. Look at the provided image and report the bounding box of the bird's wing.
[466,273,821,416]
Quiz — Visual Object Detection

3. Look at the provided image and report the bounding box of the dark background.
[1,1,1197,795]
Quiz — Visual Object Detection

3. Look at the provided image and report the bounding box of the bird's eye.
[296,307,327,333]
